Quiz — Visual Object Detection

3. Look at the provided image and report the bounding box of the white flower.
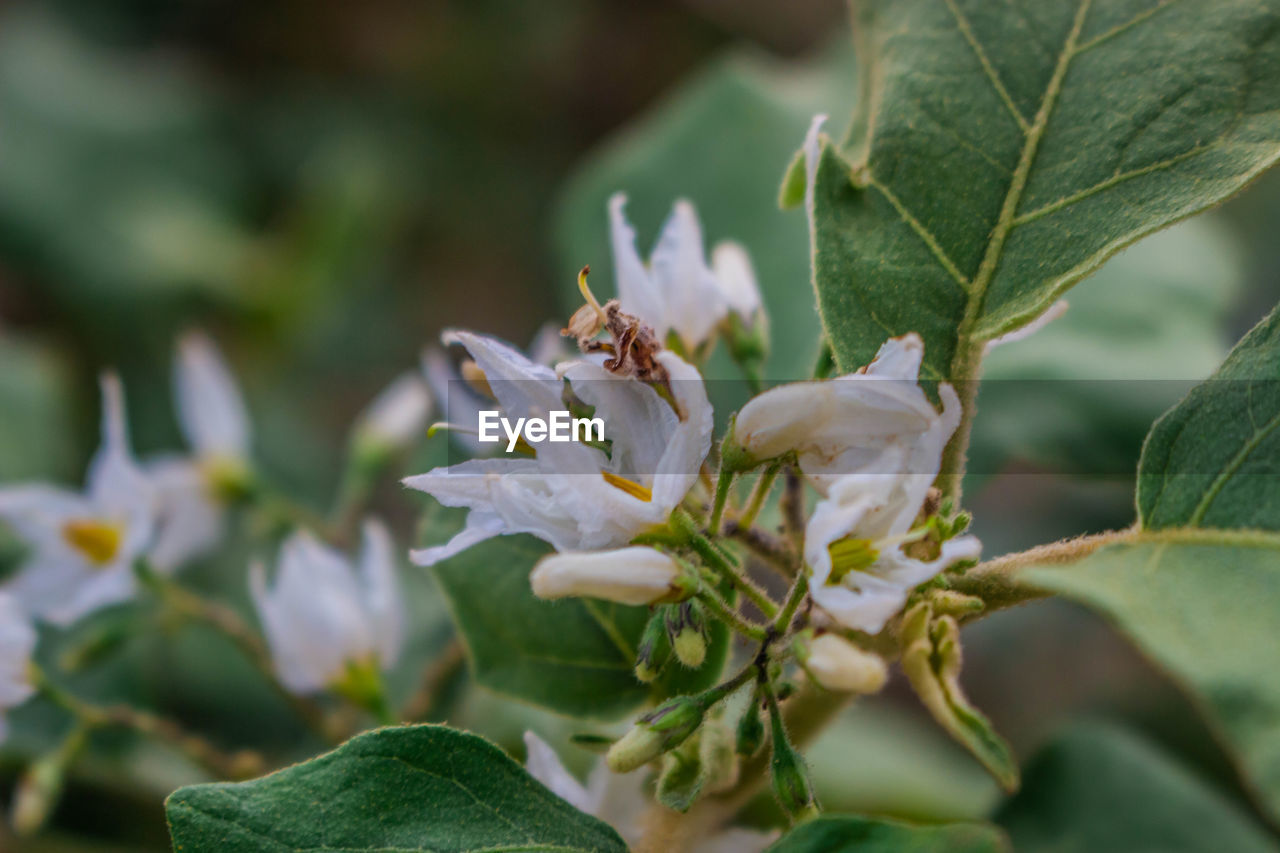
[523,731,775,853]
[802,633,887,694]
[404,330,712,565]
[530,547,682,605]
[354,371,432,453]
[611,194,760,352]
[0,375,155,625]
[147,332,253,572]
[805,458,981,635]
[0,593,37,742]
[731,333,959,494]
[250,520,404,696]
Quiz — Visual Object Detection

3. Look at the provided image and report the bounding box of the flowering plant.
[4,3,1280,852]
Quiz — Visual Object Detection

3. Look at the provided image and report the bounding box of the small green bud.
[736,700,765,757]
[635,608,673,683]
[717,416,758,474]
[606,694,708,773]
[666,601,708,669]
[769,705,817,818]
[774,680,797,702]
[931,590,984,617]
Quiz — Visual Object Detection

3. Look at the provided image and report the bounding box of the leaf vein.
[943,0,1031,132]
[866,175,972,292]
[1188,408,1280,526]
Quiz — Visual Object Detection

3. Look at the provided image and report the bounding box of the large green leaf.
[555,47,856,382]
[997,723,1278,852]
[1139,302,1280,530]
[766,814,1007,853]
[431,533,728,720]
[1025,534,1280,823]
[814,0,1280,381]
[165,725,628,852]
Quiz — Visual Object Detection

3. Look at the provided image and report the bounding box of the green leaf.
[431,533,728,719]
[165,725,628,852]
[555,47,856,381]
[766,814,1007,853]
[1025,533,1280,823]
[1139,301,1280,530]
[814,0,1280,381]
[996,723,1278,852]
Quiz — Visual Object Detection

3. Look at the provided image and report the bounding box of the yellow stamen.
[577,265,608,326]
[826,536,879,585]
[62,519,123,566]
[602,470,653,502]
[460,359,494,399]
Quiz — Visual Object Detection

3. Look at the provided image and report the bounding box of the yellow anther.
[460,359,494,399]
[826,536,879,585]
[62,519,123,566]
[602,470,653,502]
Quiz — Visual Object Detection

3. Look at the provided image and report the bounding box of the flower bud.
[531,547,683,606]
[802,634,888,694]
[606,694,707,773]
[736,701,765,756]
[666,600,708,669]
[353,372,432,460]
[769,707,817,819]
[634,607,673,683]
[9,755,64,836]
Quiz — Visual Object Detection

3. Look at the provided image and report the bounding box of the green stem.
[674,510,778,618]
[738,464,780,531]
[773,574,810,634]
[697,587,767,641]
[30,664,260,780]
[708,466,734,536]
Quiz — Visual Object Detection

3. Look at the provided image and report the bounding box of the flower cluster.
[0,113,995,837]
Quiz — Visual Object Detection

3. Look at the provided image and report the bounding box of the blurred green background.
[2,0,1279,849]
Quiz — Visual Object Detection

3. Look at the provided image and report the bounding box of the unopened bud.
[353,372,432,459]
[635,608,673,683]
[10,753,68,836]
[736,700,765,756]
[607,694,707,773]
[531,547,684,606]
[931,590,983,617]
[769,706,817,818]
[802,634,888,694]
[666,601,708,669]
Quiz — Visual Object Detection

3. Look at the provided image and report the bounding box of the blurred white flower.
[530,547,683,606]
[0,593,37,742]
[0,375,155,625]
[802,633,888,694]
[523,731,774,852]
[610,194,761,353]
[731,333,959,494]
[805,453,981,635]
[710,242,763,324]
[404,330,712,565]
[146,332,253,572]
[250,520,404,697]
[353,371,432,455]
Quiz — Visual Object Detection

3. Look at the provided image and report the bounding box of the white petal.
[609,193,665,334]
[441,330,562,422]
[175,331,250,459]
[0,593,35,710]
[530,547,679,605]
[88,374,153,525]
[408,510,507,567]
[560,359,677,480]
[421,347,488,455]
[810,571,911,635]
[861,333,925,380]
[358,519,405,668]
[711,241,762,321]
[649,351,714,510]
[649,199,724,349]
[802,114,827,222]
[523,731,596,815]
[527,322,569,366]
